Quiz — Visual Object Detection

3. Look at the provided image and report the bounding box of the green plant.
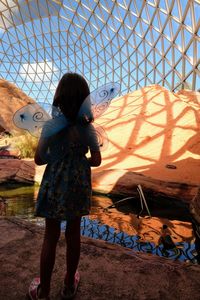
[14,133,38,158]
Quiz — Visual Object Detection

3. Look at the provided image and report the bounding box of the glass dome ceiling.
[0,0,199,104]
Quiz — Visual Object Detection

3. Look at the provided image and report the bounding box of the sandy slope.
[92,85,200,224]
[92,85,200,189]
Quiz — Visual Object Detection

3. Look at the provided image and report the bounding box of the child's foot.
[61,271,80,299]
[27,277,50,300]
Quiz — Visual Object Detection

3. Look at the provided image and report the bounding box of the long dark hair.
[53,73,90,122]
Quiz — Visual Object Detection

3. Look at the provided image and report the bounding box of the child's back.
[28,73,101,300]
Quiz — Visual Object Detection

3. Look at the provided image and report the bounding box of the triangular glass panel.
[155,38,162,56]
[184,6,193,30]
[135,22,142,37]
[97,14,108,32]
[165,48,173,64]
[128,13,139,28]
[1,41,10,53]
[174,71,183,89]
[117,4,128,21]
[146,60,153,74]
[141,20,149,34]
[141,5,149,23]
[138,78,145,88]
[140,61,145,72]
[137,52,144,65]
[171,18,180,37]
[186,42,194,63]
[163,21,172,41]
[138,41,145,54]
[0,62,8,73]
[175,59,182,75]
[147,50,154,64]
[146,70,154,85]
[194,1,200,27]
[183,27,193,45]
[144,41,152,55]
[136,1,144,15]
[165,72,173,88]
[155,71,163,83]
[98,54,106,66]
[151,27,160,43]
[158,0,168,13]
[145,30,153,46]
[174,47,182,64]
[122,59,129,72]
[155,52,162,66]
[152,11,161,31]
[156,59,163,75]
[146,3,156,20]
[135,33,142,46]
[171,1,180,21]
[121,69,127,82]
[185,57,193,73]
[163,37,172,53]
[122,24,130,40]
[7,28,19,44]
[130,52,137,66]
[158,9,168,29]
[180,1,188,16]
[138,69,144,81]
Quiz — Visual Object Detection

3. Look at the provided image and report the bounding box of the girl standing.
[28,73,101,300]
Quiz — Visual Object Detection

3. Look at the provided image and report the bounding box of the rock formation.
[0,78,35,133]
[91,84,200,200]
[1,82,200,220]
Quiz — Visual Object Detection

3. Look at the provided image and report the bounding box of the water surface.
[0,185,198,264]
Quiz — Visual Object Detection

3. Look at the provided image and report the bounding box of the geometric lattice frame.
[0,0,199,104]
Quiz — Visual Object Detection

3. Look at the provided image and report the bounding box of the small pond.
[0,185,198,264]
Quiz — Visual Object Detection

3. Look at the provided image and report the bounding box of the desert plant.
[14,132,38,158]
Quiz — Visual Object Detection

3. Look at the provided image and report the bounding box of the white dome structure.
[0,0,199,104]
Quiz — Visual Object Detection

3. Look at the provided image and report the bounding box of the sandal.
[27,277,50,300]
[61,271,80,299]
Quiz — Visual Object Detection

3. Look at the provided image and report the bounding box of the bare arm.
[34,151,45,166]
[88,150,101,167]
[34,138,49,165]
[34,134,57,165]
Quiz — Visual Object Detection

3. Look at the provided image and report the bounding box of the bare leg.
[39,218,61,297]
[65,217,81,287]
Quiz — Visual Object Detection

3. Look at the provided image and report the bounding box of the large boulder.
[0,78,35,133]
[92,85,200,201]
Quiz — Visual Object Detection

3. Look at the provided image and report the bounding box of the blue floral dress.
[35,124,98,221]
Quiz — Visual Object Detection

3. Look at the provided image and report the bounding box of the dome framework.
[0,0,199,104]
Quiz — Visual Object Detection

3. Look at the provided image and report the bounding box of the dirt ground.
[0,217,200,300]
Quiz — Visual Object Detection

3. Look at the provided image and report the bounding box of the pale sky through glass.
[0,0,199,104]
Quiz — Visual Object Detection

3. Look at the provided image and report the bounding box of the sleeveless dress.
[35,124,98,221]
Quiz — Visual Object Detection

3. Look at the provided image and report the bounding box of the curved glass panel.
[0,0,199,104]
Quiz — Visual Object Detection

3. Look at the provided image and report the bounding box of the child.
[28,73,101,300]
